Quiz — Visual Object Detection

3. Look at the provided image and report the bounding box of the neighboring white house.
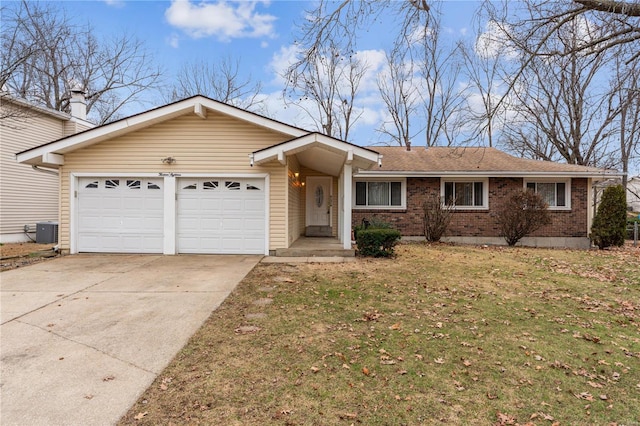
[0,91,93,243]
[628,176,640,212]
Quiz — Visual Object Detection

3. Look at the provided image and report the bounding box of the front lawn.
[120,243,639,425]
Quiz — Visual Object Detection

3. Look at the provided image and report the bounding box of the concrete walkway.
[0,254,260,426]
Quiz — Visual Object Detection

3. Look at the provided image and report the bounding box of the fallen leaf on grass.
[574,392,594,401]
[339,412,357,420]
[389,323,401,330]
[134,412,148,420]
[496,411,516,425]
[362,366,370,376]
[587,381,603,388]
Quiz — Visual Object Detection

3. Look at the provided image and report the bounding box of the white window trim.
[523,178,571,211]
[353,177,406,210]
[440,177,489,210]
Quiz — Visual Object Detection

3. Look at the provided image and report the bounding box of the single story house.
[1,90,93,243]
[16,96,619,254]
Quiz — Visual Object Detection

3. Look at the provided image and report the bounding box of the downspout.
[32,165,59,175]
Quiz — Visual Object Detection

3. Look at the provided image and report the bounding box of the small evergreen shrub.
[353,218,391,240]
[497,190,551,246]
[590,185,627,249]
[356,228,401,257]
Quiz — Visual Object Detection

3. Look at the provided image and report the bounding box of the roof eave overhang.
[354,170,624,179]
[16,96,309,166]
[252,133,380,167]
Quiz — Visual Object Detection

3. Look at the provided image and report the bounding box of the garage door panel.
[244,219,264,231]
[78,177,164,253]
[177,177,265,254]
[244,199,265,211]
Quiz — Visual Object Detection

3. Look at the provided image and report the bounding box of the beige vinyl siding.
[287,157,303,245]
[0,105,66,239]
[63,120,93,137]
[58,111,290,251]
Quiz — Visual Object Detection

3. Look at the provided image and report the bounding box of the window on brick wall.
[524,180,571,210]
[354,179,406,209]
[441,179,488,209]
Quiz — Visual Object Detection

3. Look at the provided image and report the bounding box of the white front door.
[306,176,332,226]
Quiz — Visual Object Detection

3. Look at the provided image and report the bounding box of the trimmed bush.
[353,218,391,241]
[497,190,551,246]
[590,185,627,249]
[356,228,401,257]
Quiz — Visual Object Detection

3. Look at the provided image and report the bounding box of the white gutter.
[354,170,624,179]
[32,165,59,175]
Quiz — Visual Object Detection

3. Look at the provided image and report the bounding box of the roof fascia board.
[206,99,308,137]
[16,103,195,163]
[2,94,71,121]
[253,133,379,165]
[355,170,624,178]
[17,96,308,164]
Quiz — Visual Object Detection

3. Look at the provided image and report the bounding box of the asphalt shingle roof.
[366,146,609,174]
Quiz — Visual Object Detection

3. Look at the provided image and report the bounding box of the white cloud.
[476,20,518,60]
[166,33,181,48]
[267,44,301,85]
[103,0,125,8]
[165,0,277,41]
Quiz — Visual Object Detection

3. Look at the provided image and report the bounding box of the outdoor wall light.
[161,157,176,165]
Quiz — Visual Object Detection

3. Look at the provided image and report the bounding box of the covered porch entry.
[251,133,380,253]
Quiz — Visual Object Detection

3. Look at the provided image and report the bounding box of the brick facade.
[352,177,589,238]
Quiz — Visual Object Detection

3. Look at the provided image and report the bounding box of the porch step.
[305,226,333,237]
[275,247,356,257]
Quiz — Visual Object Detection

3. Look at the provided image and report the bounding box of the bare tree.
[376,48,421,149]
[611,55,640,189]
[1,1,162,124]
[292,0,639,81]
[409,8,466,147]
[500,16,621,167]
[167,56,263,111]
[459,14,519,148]
[285,40,368,141]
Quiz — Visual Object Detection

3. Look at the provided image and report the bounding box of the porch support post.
[342,163,352,250]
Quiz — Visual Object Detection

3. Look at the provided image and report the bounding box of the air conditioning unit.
[36,222,58,244]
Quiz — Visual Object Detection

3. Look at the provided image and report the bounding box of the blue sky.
[56,0,482,146]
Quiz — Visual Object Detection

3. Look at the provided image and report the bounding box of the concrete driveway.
[0,254,260,426]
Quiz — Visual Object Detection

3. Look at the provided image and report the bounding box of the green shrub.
[590,185,627,249]
[356,228,401,257]
[353,218,392,240]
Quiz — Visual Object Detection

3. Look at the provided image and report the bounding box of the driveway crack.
[13,319,158,375]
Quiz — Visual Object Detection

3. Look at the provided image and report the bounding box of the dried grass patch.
[119,243,640,425]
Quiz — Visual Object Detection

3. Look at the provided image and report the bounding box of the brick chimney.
[69,85,87,120]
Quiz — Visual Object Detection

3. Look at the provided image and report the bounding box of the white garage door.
[177,178,265,254]
[77,177,164,253]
